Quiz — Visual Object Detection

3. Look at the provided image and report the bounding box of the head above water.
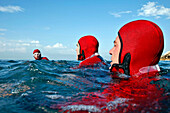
[109,20,164,76]
[33,49,41,60]
[76,35,99,61]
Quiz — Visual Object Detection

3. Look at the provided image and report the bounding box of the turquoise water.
[0,60,169,113]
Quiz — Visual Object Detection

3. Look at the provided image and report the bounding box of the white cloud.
[8,47,26,53]
[0,40,25,52]
[0,39,41,53]
[16,43,30,46]
[31,40,40,44]
[109,11,132,17]
[53,43,66,48]
[0,37,5,40]
[0,5,24,13]
[22,43,30,46]
[18,40,24,43]
[0,33,5,35]
[45,43,66,49]
[0,28,7,36]
[0,28,7,31]
[30,40,41,47]
[138,2,170,19]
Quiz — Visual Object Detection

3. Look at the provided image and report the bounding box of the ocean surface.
[0,60,169,113]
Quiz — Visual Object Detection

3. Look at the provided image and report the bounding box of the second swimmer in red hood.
[76,35,105,67]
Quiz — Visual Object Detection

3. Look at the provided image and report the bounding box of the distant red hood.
[33,49,40,54]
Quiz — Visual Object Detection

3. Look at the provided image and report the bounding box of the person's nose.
[109,47,113,55]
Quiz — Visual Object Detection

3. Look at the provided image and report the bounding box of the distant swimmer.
[76,35,105,67]
[109,20,164,77]
[33,49,49,61]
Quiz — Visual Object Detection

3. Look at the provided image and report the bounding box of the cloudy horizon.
[0,1,169,60]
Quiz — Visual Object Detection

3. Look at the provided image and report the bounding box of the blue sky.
[0,0,170,60]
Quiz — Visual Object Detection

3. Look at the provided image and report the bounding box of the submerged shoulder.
[42,57,49,61]
[79,55,105,66]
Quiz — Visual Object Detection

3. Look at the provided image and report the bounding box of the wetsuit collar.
[85,52,99,60]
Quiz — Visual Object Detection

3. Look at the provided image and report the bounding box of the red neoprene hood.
[111,20,164,76]
[33,49,40,54]
[78,35,99,60]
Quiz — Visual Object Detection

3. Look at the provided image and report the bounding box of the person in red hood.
[33,49,49,61]
[76,35,105,67]
[109,20,164,77]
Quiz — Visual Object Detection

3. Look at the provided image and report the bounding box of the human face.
[76,43,80,60]
[33,52,41,60]
[109,36,121,68]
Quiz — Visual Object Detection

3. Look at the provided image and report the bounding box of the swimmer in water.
[33,49,49,61]
[76,35,105,67]
[109,20,164,77]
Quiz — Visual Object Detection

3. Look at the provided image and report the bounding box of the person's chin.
[109,61,114,69]
[109,61,119,69]
[36,57,40,60]
[76,55,79,61]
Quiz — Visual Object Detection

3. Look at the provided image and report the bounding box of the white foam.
[62,105,101,112]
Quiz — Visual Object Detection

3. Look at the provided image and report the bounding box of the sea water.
[0,60,169,113]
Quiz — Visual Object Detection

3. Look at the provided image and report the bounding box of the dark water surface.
[0,60,169,113]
